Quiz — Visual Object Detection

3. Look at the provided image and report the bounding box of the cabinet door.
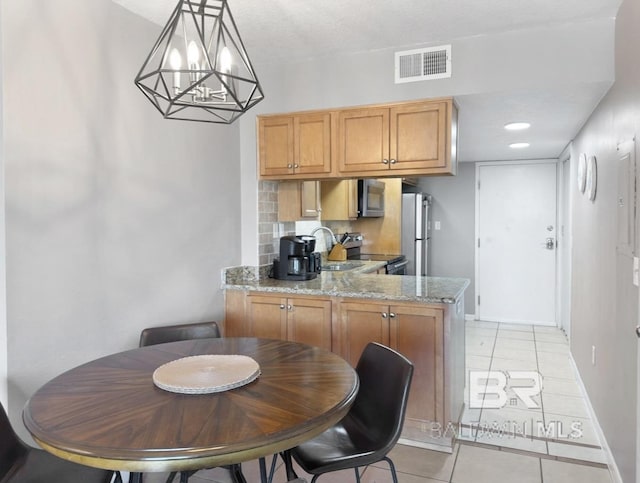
[338,301,390,367]
[390,102,447,172]
[295,113,332,176]
[300,181,320,218]
[320,179,358,221]
[224,290,246,337]
[347,179,359,219]
[278,181,320,221]
[287,296,332,350]
[389,304,444,426]
[246,294,287,340]
[337,108,390,174]
[258,116,294,177]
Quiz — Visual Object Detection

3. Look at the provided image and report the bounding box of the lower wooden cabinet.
[337,300,444,428]
[226,292,332,351]
[224,289,464,450]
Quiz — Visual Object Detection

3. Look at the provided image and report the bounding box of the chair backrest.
[346,342,414,452]
[139,321,221,347]
[0,402,28,480]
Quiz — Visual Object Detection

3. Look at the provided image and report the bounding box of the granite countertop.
[222,263,469,305]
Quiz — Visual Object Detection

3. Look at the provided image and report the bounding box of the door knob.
[545,238,556,250]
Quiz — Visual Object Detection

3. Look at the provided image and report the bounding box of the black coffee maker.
[272,235,321,280]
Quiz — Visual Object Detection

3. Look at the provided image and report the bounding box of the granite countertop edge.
[222,264,469,305]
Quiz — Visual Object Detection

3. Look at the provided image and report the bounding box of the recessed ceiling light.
[504,122,531,131]
[509,142,530,149]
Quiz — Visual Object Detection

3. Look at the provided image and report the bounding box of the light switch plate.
[434,221,441,231]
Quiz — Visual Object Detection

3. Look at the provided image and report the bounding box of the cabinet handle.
[389,312,396,318]
[382,312,388,318]
[280,304,286,310]
[294,164,299,168]
[287,304,293,311]
[287,164,293,169]
[390,159,397,165]
[382,159,389,165]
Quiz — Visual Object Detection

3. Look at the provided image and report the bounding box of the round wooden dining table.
[23,338,359,480]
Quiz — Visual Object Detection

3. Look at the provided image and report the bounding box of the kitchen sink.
[322,261,364,271]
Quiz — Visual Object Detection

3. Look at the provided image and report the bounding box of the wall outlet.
[434,221,441,230]
[591,345,596,365]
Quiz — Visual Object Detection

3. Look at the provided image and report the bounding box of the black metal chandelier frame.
[134,0,264,124]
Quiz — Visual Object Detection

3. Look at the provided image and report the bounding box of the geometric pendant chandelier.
[134,0,264,124]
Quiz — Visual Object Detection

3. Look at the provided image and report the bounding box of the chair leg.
[229,463,247,483]
[179,471,190,483]
[165,472,177,483]
[354,467,361,483]
[281,450,300,481]
[267,454,279,483]
[383,456,399,483]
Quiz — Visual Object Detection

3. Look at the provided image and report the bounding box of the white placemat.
[152,355,260,394]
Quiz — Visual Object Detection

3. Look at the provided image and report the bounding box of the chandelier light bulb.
[187,41,201,67]
[220,47,232,73]
[169,48,182,92]
[169,48,182,70]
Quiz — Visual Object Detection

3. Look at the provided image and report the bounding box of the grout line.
[448,440,462,483]
[457,422,602,449]
[458,439,609,470]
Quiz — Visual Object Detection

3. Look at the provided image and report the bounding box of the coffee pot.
[272,236,321,280]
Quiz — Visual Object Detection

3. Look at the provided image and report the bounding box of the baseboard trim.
[568,355,623,483]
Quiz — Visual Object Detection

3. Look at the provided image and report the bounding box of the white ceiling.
[113,0,622,162]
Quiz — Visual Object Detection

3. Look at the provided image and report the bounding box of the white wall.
[0,3,7,410]
[240,18,615,264]
[2,0,242,434]
[569,0,640,480]
[416,164,476,315]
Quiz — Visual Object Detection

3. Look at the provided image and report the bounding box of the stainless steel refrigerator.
[401,193,432,276]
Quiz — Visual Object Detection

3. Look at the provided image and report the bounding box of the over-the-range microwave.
[358,179,385,218]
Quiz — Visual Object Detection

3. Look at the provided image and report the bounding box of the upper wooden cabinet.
[259,113,332,179]
[320,179,359,221]
[338,100,455,177]
[278,180,320,221]
[257,97,458,180]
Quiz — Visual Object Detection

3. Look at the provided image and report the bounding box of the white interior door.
[476,162,558,325]
[559,158,572,338]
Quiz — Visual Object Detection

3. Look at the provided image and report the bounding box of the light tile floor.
[460,321,608,466]
[138,321,613,483]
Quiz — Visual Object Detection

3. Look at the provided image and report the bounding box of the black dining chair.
[283,342,414,483]
[137,321,245,483]
[139,320,221,347]
[0,402,112,482]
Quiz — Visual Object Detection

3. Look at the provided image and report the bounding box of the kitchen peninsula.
[223,265,468,451]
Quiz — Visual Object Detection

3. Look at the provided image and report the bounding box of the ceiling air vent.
[395,45,451,84]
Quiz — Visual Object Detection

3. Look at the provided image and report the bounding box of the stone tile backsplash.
[258,181,294,265]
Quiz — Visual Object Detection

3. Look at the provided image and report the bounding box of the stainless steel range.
[340,233,408,275]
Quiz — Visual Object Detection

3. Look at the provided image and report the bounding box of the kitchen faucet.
[310,226,337,250]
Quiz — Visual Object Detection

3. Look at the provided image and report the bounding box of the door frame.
[474,159,560,323]
[557,151,573,338]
